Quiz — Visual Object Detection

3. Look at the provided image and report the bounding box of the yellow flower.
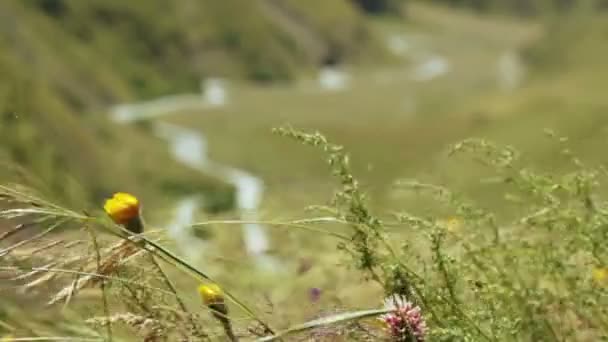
[446,217,462,233]
[104,192,143,233]
[1,335,14,342]
[198,283,224,306]
[198,283,235,340]
[437,216,462,233]
[593,267,608,284]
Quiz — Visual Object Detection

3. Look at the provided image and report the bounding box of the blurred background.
[2,0,608,335]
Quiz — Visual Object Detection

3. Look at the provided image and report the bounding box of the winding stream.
[107,40,451,272]
[109,87,278,271]
[108,30,523,272]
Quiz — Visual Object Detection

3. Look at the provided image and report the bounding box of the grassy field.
[2,3,608,341]
[0,0,387,211]
[161,3,608,339]
[164,4,539,209]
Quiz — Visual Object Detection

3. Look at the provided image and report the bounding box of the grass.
[2,125,608,340]
[2,2,608,342]
[161,2,540,213]
[0,0,389,213]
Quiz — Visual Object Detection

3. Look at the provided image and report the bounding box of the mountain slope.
[0,0,392,210]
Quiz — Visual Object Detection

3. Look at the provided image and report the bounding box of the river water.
[108,31,524,272]
[110,92,278,271]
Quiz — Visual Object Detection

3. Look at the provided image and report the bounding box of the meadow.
[2,2,608,341]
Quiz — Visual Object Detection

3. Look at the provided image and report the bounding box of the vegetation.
[427,0,606,15]
[2,126,608,340]
[2,1,608,341]
[0,0,392,209]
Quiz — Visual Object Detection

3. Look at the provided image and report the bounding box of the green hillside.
[426,0,603,15]
[3,2,608,341]
[0,0,393,210]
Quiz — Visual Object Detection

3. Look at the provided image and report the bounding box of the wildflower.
[445,217,461,233]
[437,216,462,233]
[593,267,608,285]
[104,192,144,234]
[198,283,225,307]
[380,295,427,342]
[198,283,236,341]
[309,287,322,303]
